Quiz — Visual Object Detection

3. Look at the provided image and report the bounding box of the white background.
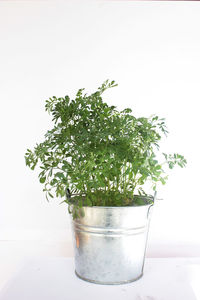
[0,0,200,269]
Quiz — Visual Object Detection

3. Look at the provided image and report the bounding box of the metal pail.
[70,199,153,285]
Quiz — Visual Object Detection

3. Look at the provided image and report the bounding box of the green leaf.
[55,172,64,179]
[39,177,46,183]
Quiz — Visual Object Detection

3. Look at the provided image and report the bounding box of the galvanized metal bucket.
[70,196,154,285]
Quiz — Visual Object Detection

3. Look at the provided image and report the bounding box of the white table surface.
[0,257,200,300]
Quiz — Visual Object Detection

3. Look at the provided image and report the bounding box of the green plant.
[25,80,186,218]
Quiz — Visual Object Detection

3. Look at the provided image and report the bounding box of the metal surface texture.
[70,198,154,285]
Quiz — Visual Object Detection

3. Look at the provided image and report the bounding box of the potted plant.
[25,80,186,284]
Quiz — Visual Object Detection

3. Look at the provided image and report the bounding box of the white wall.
[0,1,200,257]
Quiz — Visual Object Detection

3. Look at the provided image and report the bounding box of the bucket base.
[75,270,143,285]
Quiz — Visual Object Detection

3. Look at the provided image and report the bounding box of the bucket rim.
[68,194,155,209]
[77,202,154,209]
[69,195,154,209]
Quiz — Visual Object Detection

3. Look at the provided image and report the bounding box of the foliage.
[25,80,187,218]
